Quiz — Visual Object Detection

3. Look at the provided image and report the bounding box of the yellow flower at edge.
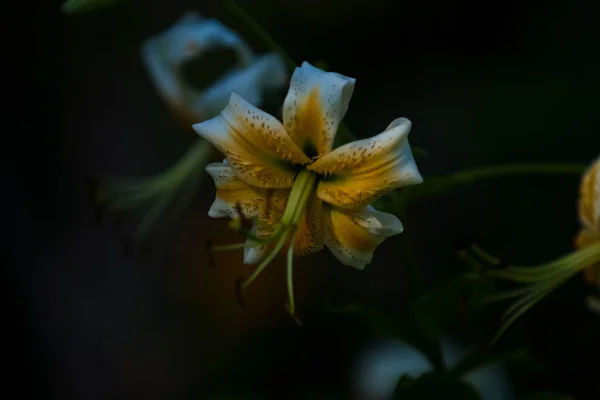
[575,156,600,287]
[194,62,423,319]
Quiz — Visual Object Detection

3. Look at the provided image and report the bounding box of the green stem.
[286,233,297,316]
[241,232,289,290]
[406,163,587,201]
[213,242,246,252]
[448,163,585,183]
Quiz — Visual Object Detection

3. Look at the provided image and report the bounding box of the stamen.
[212,242,246,252]
[207,240,246,267]
[240,231,289,291]
[231,169,317,318]
[492,284,554,344]
[475,241,600,342]
[285,230,302,325]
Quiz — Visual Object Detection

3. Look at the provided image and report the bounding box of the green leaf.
[61,0,120,14]
[392,372,481,400]
[519,392,574,400]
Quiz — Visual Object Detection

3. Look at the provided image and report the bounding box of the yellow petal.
[283,62,355,157]
[574,228,600,288]
[244,190,288,264]
[292,196,325,256]
[205,162,267,219]
[323,205,403,269]
[308,118,423,210]
[578,156,600,231]
[194,94,311,189]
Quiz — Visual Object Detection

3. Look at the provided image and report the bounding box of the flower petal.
[141,12,255,123]
[308,118,423,209]
[194,94,311,188]
[283,62,356,157]
[205,162,266,219]
[323,205,403,269]
[243,190,289,264]
[293,197,325,256]
[578,156,600,231]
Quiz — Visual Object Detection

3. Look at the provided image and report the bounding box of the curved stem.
[449,163,586,183]
[212,242,246,252]
[286,233,297,317]
[407,163,586,201]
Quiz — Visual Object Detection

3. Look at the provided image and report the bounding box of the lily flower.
[194,62,423,320]
[471,156,600,341]
[141,11,288,126]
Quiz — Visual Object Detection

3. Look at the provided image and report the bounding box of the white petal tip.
[243,247,263,265]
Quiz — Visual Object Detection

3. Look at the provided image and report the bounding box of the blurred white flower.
[352,338,515,400]
[141,11,288,125]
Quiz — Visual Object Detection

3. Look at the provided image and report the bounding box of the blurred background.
[13,0,600,398]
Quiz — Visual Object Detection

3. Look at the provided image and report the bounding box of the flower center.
[280,168,318,227]
[213,168,318,324]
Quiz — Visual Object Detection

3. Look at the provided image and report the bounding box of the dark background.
[13,0,600,398]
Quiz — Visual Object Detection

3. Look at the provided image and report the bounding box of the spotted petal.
[308,118,423,210]
[205,162,266,219]
[194,94,311,188]
[243,190,288,264]
[324,205,404,269]
[292,196,325,256]
[283,62,356,157]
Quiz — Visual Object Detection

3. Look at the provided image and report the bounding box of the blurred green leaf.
[392,371,481,400]
[61,0,120,14]
[323,303,443,370]
[519,392,574,400]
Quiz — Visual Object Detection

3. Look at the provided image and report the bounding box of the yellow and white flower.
[194,62,423,318]
[575,156,600,288]
[142,11,287,126]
